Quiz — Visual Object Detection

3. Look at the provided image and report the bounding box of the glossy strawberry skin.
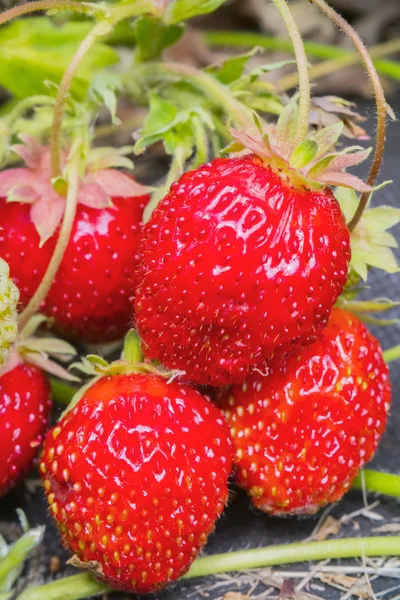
[40,374,232,593]
[135,156,350,387]
[0,193,149,343]
[0,364,52,496]
[217,308,391,515]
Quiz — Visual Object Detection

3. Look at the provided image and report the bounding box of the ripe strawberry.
[0,258,19,367]
[0,315,77,496]
[0,364,52,496]
[0,137,150,343]
[217,308,391,515]
[135,154,350,386]
[40,371,232,593]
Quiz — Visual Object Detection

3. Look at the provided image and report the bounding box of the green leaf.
[0,18,118,100]
[206,47,261,85]
[134,17,184,62]
[134,95,182,154]
[165,0,227,24]
[88,72,123,124]
[290,139,318,169]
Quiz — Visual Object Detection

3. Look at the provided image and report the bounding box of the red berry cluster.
[0,152,393,594]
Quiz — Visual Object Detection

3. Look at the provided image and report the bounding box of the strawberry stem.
[308,0,389,233]
[0,0,106,26]
[353,470,400,498]
[16,536,400,599]
[49,21,111,179]
[269,0,310,146]
[15,573,109,600]
[17,143,81,330]
[383,345,400,364]
[50,377,79,405]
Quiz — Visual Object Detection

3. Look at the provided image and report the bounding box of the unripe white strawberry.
[0,258,19,367]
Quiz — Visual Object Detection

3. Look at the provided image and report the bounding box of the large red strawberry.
[0,316,77,496]
[217,307,391,515]
[40,344,232,594]
[135,155,352,386]
[0,136,150,343]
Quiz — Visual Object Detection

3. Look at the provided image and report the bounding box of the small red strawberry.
[0,316,77,496]
[0,136,151,343]
[217,308,391,515]
[40,335,232,594]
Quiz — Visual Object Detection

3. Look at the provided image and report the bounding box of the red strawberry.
[0,137,150,343]
[217,308,391,515]
[0,364,52,496]
[135,154,350,386]
[0,315,77,496]
[40,371,232,593]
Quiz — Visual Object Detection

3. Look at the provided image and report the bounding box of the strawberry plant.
[0,0,399,598]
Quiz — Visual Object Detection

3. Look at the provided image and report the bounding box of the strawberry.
[0,258,19,367]
[217,308,391,515]
[0,137,151,343]
[0,316,77,496]
[135,151,351,386]
[40,344,232,594]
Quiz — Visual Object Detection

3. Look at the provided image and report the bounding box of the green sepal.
[335,187,400,281]
[290,139,318,169]
[122,330,144,364]
[134,16,184,62]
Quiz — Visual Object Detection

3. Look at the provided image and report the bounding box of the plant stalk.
[308,0,389,233]
[0,0,106,26]
[279,38,400,90]
[17,145,81,330]
[50,21,110,179]
[383,345,400,364]
[16,536,400,599]
[269,0,311,146]
[353,470,400,498]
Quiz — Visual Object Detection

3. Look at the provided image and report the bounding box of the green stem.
[352,470,400,498]
[17,144,81,330]
[384,345,400,364]
[186,537,400,579]
[18,536,400,599]
[308,0,389,234]
[132,61,256,131]
[279,38,400,90]
[50,21,110,179]
[50,377,78,405]
[203,30,400,79]
[269,0,310,145]
[16,573,109,600]
[143,153,182,223]
[0,0,106,26]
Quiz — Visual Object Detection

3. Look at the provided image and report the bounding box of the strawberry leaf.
[164,0,227,24]
[134,16,184,62]
[206,48,261,85]
[0,18,118,100]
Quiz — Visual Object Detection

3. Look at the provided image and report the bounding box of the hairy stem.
[50,21,109,178]
[308,0,389,233]
[143,153,182,223]
[17,536,400,599]
[279,38,400,90]
[50,377,79,405]
[269,0,310,145]
[353,470,400,498]
[383,345,400,364]
[17,147,81,330]
[0,0,106,26]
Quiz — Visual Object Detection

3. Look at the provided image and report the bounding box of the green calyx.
[228,99,379,193]
[0,258,19,368]
[336,187,400,282]
[1,313,79,380]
